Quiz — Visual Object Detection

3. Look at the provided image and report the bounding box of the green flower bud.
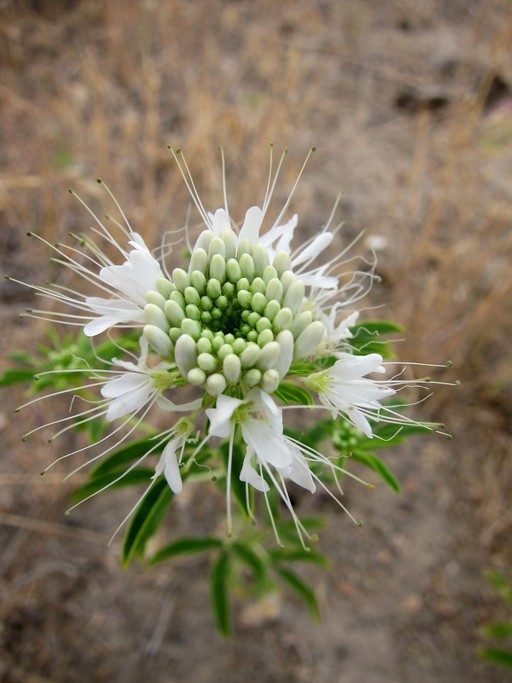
[169,290,185,307]
[216,295,228,310]
[253,244,270,276]
[175,334,198,376]
[265,278,283,303]
[184,286,201,307]
[273,307,294,333]
[172,268,189,292]
[189,248,209,275]
[146,290,167,309]
[187,367,206,386]
[237,238,252,257]
[232,338,246,355]
[247,330,258,342]
[197,352,218,373]
[294,320,325,359]
[194,230,213,252]
[247,311,261,327]
[218,343,234,361]
[262,265,278,284]
[283,280,305,314]
[243,368,261,387]
[239,253,255,280]
[257,328,274,347]
[200,295,213,311]
[226,258,242,283]
[222,281,235,298]
[290,310,313,338]
[211,336,224,353]
[261,368,280,393]
[211,307,222,320]
[251,277,266,295]
[256,340,280,370]
[201,311,212,324]
[196,337,212,354]
[190,270,207,295]
[209,253,226,283]
[206,278,222,299]
[235,278,249,293]
[221,230,237,260]
[201,329,214,341]
[238,344,258,371]
[156,277,175,299]
[256,316,272,333]
[143,324,173,358]
[264,300,281,320]
[208,236,226,259]
[275,329,294,378]
[185,304,201,321]
[224,333,235,344]
[280,270,296,293]
[237,289,253,308]
[144,303,170,332]
[223,353,241,384]
[206,373,227,396]
[169,327,182,344]
[273,251,293,276]
[181,318,201,340]
[251,292,267,314]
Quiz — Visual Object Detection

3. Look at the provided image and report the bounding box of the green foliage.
[480,571,512,669]
[349,319,403,358]
[210,550,232,635]
[274,381,314,406]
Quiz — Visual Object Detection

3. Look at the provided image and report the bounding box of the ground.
[1,1,512,681]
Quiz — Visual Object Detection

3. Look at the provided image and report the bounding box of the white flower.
[307,352,396,437]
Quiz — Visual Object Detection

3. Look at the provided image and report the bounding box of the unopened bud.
[175,334,198,376]
[265,278,283,303]
[273,307,294,333]
[184,286,201,307]
[189,248,208,275]
[190,270,207,295]
[261,369,280,393]
[221,230,237,260]
[243,368,262,387]
[294,320,325,359]
[144,303,169,332]
[223,354,241,384]
[172,268,189,292]
[208,236,226,259]
[197,352,218,373]
[239,253,255,280]
[275,329,294,378]
[156,277,175,299]
[253,244,270,275]
[256,341,280,370]
[206,373,227,396]
[226,258,242,283]
[251,292,267,314]
[290,310,313,338]
[273,251,293,275]
[240,343,260,368]
[146,290,167,309]
[283,280,305,314]
[187,368,206,386]
[143,325,173,358]
[209,254,226,283]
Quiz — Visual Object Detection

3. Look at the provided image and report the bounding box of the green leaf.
[269,548,329,568]
[150,537,223,564]
[487,571,512,604]
[482,622,512,639]
[122,478,173,567]
[350,450,401,493]
[232,542,266,580]
[72,467,154,503]
[274,381,314,406]
[210,550,231,636]
[0,368,35,387]
[275,566,319,619]
[91,436,163,478]
[480,648,512,668]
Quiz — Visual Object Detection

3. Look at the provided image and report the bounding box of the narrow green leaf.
[122,478,173,567]
[480,648,512,668]
[150,537,223,564]
[91,436,163,478]
[232,542,266,580]
[482,622,512,639]
[351,320,404,335]
[351,450,400,493]
[72,467,154,503]
[275,566,319,619]
[210,550,231,636]
[274,381,314,406]
[487,571,512,604]
[269,548,329,568]
[0,368,35,387]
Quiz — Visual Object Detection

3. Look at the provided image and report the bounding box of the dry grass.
[1,1,511,681]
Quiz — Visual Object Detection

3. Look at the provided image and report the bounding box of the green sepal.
[149,537,223,564]
[274,381,314,406]
[210,550,231,636]
[122,477,173,567]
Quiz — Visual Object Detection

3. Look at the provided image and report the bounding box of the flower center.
[142,229,326,395]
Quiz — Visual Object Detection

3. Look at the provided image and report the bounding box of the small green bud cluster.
[142,229,325,395]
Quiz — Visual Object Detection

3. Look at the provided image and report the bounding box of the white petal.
[105,383,153,421]
[205,395,243,438]
[101,372,148,399]
[162,440,183,493]
[242,420,292,469]
[292,232,333,267]
[278,450,316,493]
[240,451,270,492]
[238,206,263,243]
[331,353,385,381]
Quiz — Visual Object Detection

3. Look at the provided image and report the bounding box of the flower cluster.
[15,148,443,544]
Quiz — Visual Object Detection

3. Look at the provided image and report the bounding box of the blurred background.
[1,1,511,681]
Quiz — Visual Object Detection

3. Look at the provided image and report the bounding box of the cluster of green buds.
[142,229,325,396]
